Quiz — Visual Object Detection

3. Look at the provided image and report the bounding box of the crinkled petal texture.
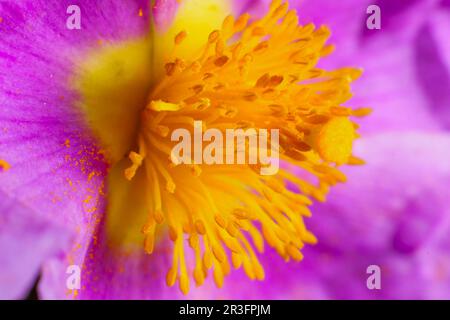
[0,0,150,298]
[66,0,449,300]
[2,0,450,300]
[303,133,450,299]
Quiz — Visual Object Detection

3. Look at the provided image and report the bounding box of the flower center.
[121,0,369,294]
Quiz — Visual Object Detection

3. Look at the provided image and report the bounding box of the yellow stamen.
[317,117,355,165]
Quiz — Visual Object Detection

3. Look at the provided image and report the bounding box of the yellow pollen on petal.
[116,0,368,294]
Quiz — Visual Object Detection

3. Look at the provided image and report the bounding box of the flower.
[1,0,369,299]
[1,0,449,301]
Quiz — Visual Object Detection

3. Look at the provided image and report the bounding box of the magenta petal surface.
[0,0,151,225]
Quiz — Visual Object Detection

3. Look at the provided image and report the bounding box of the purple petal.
[361,0,441,42]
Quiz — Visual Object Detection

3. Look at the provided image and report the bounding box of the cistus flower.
[0,0,369,299]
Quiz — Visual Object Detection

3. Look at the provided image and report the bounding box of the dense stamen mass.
[124,0,368,294]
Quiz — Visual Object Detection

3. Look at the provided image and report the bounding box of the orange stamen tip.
[128,0,366,295]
